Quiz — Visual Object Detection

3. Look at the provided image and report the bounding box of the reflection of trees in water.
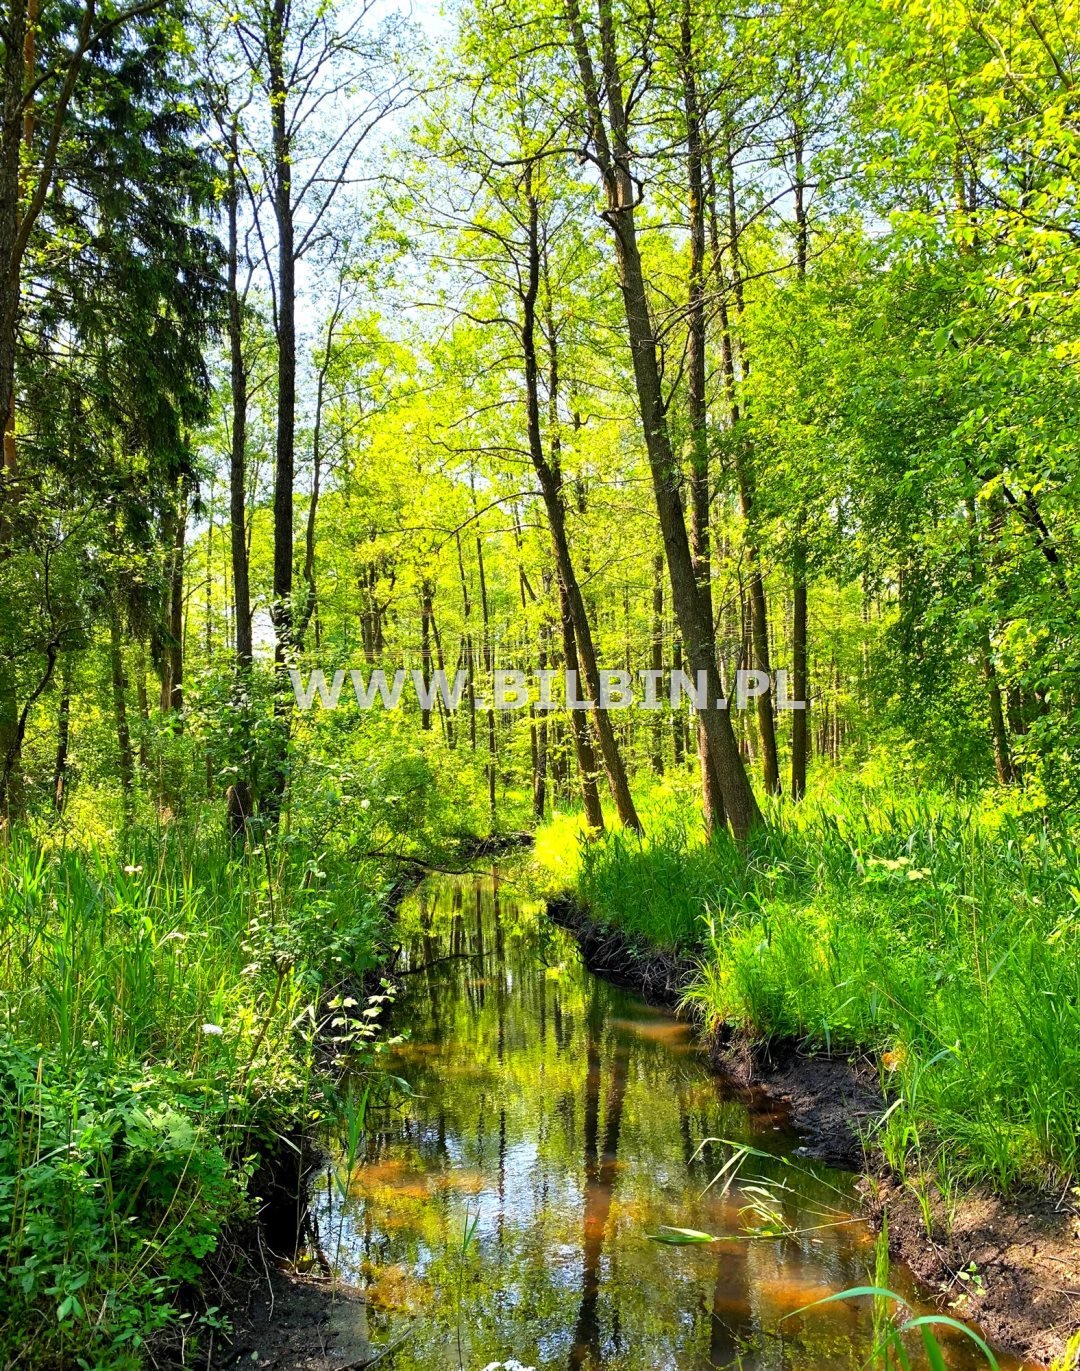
[568,983,630,1369]
[708,1240,755,1368]
[319,873,912,1371]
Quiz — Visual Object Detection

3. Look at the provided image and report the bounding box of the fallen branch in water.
[358,849,479,877]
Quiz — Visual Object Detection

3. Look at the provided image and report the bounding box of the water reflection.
[312,869,1031,1371]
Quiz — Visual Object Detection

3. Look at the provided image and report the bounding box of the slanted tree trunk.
[565,0,762,839]
[524,187,641,832]
[559,580,605,831]
[0,673,20,820]
[0,642,57,817]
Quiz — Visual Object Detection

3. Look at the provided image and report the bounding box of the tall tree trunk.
[297,294,343,654]
[456,530,478,754]
[672,638,686,767]
[0,0,29,819]
[476,532,497,827]
[419,577,434,732]
[525,187,641,832]
[534,592,550,820]
[965,500,1016,785]
[160,487,187,723]
[109,602,134,799]
[265,0,296,817]
[431,601,455,748]
[566,1,762,839]
[650,553,664,776]
[791,539,809,799]
[982,634,1015,785]
[52,656,71,813]
[226,119,253,835]
[558,580,605,831]
[681,0,727,834]
[709,126,780,798]
[0,0,31,481]
[135,644,151,776]
[790,69,810,801]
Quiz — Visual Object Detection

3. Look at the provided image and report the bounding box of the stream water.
[310,866,1027,1370]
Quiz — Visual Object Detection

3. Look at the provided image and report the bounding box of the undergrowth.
[535,778,1080,1194]
[0,825,389,1369]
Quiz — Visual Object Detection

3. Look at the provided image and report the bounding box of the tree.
[0,0,220,816]
[217,0,410,817]
[562,0,763,839]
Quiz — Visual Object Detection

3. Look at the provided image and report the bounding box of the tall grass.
[540,781,1080,1192]
[0,825,387,1369]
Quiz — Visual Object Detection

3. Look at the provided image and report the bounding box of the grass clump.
[538,779,1080,1193]
[0,826,388,1369]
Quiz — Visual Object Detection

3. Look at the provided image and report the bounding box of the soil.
[546,892,697,1005]
[211,1268,376,1370]
[866,1177,1080,1368]
[551,893,1080,1369]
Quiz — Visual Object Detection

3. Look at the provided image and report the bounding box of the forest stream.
[286,865,1030,1371]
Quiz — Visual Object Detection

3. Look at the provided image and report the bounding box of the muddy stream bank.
[217,864,1067,1371]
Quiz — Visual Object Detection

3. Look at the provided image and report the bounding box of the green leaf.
[647,1227,717,1245]
[919,1324,949,1371]
[901,1315,1000,1369]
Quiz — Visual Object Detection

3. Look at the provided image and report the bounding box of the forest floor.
[210,1269,378,1371]
[553,893,1080,1368]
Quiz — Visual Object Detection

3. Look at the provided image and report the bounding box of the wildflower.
[201,1023,224,1037]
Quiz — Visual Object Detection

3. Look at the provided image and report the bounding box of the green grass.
[536,778,1080,1193]
[0,824,389,1369]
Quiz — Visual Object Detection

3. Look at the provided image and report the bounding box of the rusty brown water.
[311,867,1032,1371]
